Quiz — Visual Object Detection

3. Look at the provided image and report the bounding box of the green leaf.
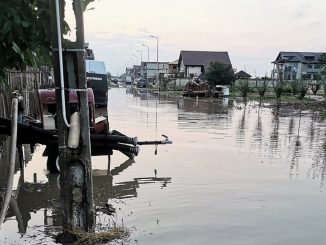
[12,42,22,55]
[21,21,30,27]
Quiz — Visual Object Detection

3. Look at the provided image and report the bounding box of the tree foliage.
[237,79,251,100]
[319,53,326,78]
[0,0,51,79]
[204,61,236,86]
[0,0,96,81]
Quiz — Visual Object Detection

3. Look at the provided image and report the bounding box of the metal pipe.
[92,134,138,146]
[55,0,70,128]
[68,112,80,148]
[0,97,19,227]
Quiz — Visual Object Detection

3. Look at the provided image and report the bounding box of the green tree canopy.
[0,0,52,80]
[204,61,236,86]
[0,0,95,81]
[319,53,326,77]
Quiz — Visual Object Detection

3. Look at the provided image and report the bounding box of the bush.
[256,80,267,100]
[291,80,300,95]
[237,79,251,100]
[323,81,326,99]
[282,81,293,94]
[310,81,322,95]
[298,81,308,100]
[273,81,284,100]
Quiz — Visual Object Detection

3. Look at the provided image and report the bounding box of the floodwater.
[1,87,326,244]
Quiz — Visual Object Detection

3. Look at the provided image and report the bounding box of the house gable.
[178,50,232,77]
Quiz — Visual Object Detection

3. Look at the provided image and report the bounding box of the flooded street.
[2,87,326,244]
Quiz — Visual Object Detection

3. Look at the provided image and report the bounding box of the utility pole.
[149,35,159,90]
[50,0,94,239]
[142,44,149,85]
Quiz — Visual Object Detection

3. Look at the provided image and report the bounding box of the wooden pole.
[49,0,94,237]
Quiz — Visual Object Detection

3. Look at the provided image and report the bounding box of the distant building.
[178,50,232,78]
[140,61,169,82]
[272,51,323,80]
[235,70,252,79]
[168,59,179,74]
[133,65,141,79]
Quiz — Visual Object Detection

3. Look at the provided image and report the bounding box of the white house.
[272,51,323,80]
[178,50,232,78]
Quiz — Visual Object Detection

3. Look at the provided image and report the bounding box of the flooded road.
[1,87,326,244]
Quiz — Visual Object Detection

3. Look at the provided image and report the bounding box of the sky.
[75,0,326,77]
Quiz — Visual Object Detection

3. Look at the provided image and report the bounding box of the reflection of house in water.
[178,98,229,114]
[3,158,171,234]
[177,98,232,131]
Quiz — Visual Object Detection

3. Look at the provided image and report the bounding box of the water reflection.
[3,88,326,244]
[1,153,171,237]
[93,159,171,202]
[251,107,263,149]
[236,107,247,145]
[269,106,280,154]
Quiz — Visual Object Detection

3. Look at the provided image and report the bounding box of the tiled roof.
[179,50,231,70]
[273,52,323,64]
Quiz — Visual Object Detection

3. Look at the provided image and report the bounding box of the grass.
[69,226,130,244]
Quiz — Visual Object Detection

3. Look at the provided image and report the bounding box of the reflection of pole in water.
[297,109,302,137]
[9,198,25,234]
[289,109,302,178]
[107,155,111,176]
[236,106,246,145]
[269,105,280,154]
[252,106,263,148]
[308,110,316,145]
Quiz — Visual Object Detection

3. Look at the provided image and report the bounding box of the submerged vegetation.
[236,79,251,100]
[162,78,326,111]
[70,226,130,244]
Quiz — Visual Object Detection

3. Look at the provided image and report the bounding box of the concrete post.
[49,0,94,236]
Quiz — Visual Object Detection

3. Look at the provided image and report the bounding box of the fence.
[0,66,53,120]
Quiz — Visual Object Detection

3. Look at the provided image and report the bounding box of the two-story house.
[178,50,232,78]
[272,52,323,80]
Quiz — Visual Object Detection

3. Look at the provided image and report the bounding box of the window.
[304,56,315,61]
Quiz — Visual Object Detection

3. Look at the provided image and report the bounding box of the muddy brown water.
[1,87,326,244]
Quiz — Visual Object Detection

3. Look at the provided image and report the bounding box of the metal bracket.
[54,87,88,92]
[68,88,88,92]
[52,48,85,52]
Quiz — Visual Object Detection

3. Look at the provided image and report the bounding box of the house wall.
[186,66,202,77]
[179,59,185,73]
[282,62,321,80]
[145,63,169,78]
[297,63,302,79]
[169,64,178,73]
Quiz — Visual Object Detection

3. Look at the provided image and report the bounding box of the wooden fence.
[0,66,53,120]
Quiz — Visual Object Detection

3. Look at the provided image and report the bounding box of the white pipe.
[0,98,18,227]
[55,0,70,128]
[68,112,80,148]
